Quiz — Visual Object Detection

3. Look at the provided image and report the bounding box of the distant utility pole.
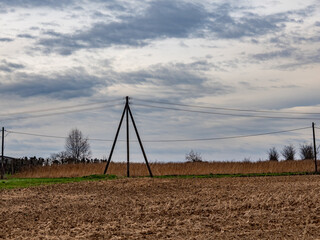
[1,127,4,179]
[312,122,318,173]
[104,96,153,177]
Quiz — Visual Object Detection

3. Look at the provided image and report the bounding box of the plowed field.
[1,175,320,239]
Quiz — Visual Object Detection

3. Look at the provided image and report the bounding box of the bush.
[185,150,202,162]
[268,147,279,161]
[281,145,296,160]
[299,144,314,160]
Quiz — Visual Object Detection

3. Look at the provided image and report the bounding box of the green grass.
[1,172,317,190]
[0,174,117,190]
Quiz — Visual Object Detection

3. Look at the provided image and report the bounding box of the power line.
[5,130,119,142]
[141,126,310,142]
[133,103,320,120]
[6,130,67,140]
[5,126,310,143]
[0,103,123,122]
[1,98,122,117]
[134,98,320,115]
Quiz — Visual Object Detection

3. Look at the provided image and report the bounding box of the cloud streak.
[0,69,103,99]
[0,60,25,73]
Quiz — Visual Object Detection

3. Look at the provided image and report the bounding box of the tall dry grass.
[13,160,319,178]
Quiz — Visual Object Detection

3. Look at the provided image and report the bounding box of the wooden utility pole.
[1,127,4,179]
[104,96,153,177]
[126,96,130,177]
[312,122,318,173]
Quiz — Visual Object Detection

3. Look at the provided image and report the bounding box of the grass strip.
[1,172,317,190]
[0,174,117,190]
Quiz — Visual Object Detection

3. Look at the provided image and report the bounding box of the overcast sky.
[1,0,320,162]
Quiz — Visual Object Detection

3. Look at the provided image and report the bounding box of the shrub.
[268,147,279,161]
[281,145,296,160]
[299,144,314,160]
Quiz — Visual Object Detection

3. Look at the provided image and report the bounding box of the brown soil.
[1,175,320,239]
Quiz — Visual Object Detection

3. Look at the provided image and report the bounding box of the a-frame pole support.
[104,97,153,177]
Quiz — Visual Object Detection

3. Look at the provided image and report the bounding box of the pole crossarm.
[104,96,153,177]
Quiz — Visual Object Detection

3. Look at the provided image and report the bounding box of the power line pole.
[104,96,153,177]
[1,127,4,179]
[126,96,130,177]
[312,122,318,173]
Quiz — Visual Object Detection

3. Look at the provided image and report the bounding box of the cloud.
[36,0,209,55]
[35,1,305,55]
[0,0,76,9]
[0,38,14,42]
[0,60,25,73]
[252,48,295,61]
[206,3,293,39]
[17,34,36,39]
[0,69,104,99]
[277,48,320,69]
[106,60,233,101]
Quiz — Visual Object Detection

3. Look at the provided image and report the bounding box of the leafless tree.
[65,128,91,163]
[281,145,296,160]
[268,147,279,161]
[299,143,315,160]
[185,150,202,162]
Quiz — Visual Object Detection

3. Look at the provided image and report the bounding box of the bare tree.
[65,128,91,163]
[185,150,202,162]
[281,145,296,160]
[299,143,314,160]
[268,147,279,161]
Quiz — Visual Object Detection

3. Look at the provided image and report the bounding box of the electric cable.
[0,103,123,122]
[133,98,320,115]
[133,103,320,120]
[1,98,122,117]
[6,126,310,143]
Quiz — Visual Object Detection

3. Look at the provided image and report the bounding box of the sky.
[1,0,320,163]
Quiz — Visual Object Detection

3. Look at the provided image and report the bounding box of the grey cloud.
[252,48,295,61]
[17,34,35,39]
[315,21,320,27]
[0,0,76,8]
[0,38,14,42]
[277,49,320,69]
[0,69,103,99]
[37,0,209,54]
[36,1,303,55]
[114,60,232,98]
[0,60,25,73]
[207,6,289,39]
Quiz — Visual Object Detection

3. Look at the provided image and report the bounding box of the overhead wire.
[133,98,320,115]
[0,103,123,122]
[1,98,123,117]
[5,126,310,143]
[133,103,320,120]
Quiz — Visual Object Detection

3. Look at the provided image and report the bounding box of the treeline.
[1,156,107,175]
[267,143,319,161]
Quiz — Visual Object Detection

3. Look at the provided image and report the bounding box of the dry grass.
[13,159,319,178]
[1,175,320,239]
